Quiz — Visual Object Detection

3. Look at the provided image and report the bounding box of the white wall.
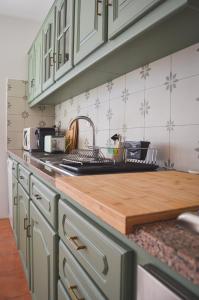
[0,15,40,218]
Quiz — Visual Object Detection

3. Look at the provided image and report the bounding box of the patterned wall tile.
[171,76,199,125]
[172,43,199,80]
[52,41,199,171]
[145,56,170,89]
[170,125,199,171]
[7,79,55,150]
[145,86,170,127]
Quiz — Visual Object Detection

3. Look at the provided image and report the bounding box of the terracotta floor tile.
[0,254,23,276]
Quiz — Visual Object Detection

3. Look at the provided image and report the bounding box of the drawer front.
[59,241,105,300]
[58,280,71,300]
[30,175,59,228]
[12,160,18,178]
[18,165,30,193]
[59,200,133,300]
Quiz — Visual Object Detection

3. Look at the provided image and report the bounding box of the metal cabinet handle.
[50,52,56,66]
[34,194,42,200]
[107,0,112,6]
[26,225,31,238]
[13,196,17,206]
[96,0,102,16]
[69,236,86,251]
[19,175,24,180]
[68,285,84,300]
[24,217,28,230]
[58,53,62,64]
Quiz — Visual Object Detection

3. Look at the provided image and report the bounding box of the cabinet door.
[74,0,106,65]
[28,46,35,103]
[12,176,18,245]
[43,8,56,91]
[18,184,30,283]
[54,0,74,80]
[34,32,43,98]
[108,0,163,39]
[30,201,57,300]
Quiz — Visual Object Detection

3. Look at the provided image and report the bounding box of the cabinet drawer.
[59,240,105,300]
[59,200,134,300]
[18,165,30,193]
[30,175,59,229]
[12,160,18,178]
[58,280,71,300]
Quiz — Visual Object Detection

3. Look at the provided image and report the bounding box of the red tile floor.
[0,219,31,300]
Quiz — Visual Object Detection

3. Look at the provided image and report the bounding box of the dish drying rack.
[62,146,158,165]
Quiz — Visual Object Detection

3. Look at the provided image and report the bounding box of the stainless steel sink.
[177,212,199,234]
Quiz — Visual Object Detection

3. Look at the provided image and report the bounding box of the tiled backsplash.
[55,42,199,171]
[7,79,55,150]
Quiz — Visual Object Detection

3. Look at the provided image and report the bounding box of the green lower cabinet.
[58,280,71,300]
[18,184,30,285]
[12,175,18,245]
[59,240,106,300]
[30,201,58,300]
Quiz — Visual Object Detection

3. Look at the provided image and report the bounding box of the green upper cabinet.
[28,46,35,103]
[34,32,43,98]
[43,7,56,91]
[108,0,163,39]
[54,0,74,80]
[74,0,107,65]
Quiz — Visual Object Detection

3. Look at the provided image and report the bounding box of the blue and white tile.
[171,75,199,125]
[96,100,110,130]
[145,85,170,127]
[125,127,145,141]
[145,126,170,167]
[145,55,170,89]
[109,75,125,100]
[96,130,110,147]
[110,97,125,130]
[125,91,145,128]
[172,42,199,79]
[125,68,145,94]
[170,125,199,171]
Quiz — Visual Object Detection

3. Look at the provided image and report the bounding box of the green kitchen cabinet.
[108,0,163,39]
[18,184,30,284]
[54,0,74,80]
[74,0,107,65]
[34,32,43,98]
[28,46,35,103]
[12,175,18,245]
[30,201,57,300]
[43,7,56,91]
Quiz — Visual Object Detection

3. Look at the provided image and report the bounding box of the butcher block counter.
[56,171,199,234]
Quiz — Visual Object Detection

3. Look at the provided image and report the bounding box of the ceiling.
[0,0,54,22]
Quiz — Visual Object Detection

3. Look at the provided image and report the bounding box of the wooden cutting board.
[56,171,199,234]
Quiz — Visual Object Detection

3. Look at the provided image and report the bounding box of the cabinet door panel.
[18,184,29,283]
[43,7,55,91]
[34,32,43,97]
[12,176,18,245]
[28,47,35,103]
[74,0,106,64]
[108,0,163,39]
[30,201,57,300]
[55,0,74,80]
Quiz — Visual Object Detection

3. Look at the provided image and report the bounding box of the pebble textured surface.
[128,220,199,284]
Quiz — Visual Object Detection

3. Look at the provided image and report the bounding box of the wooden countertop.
[56,171,199,234]
[8,150,199,235]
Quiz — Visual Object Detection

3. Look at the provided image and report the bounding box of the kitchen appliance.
[44,135,65,153]
[137,265,197,300]
[35,127,55,152]
[23,127,38,151]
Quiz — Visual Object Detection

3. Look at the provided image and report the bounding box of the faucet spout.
[68,115,96,148]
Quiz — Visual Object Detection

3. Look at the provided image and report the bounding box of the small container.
[44,135,65,153]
